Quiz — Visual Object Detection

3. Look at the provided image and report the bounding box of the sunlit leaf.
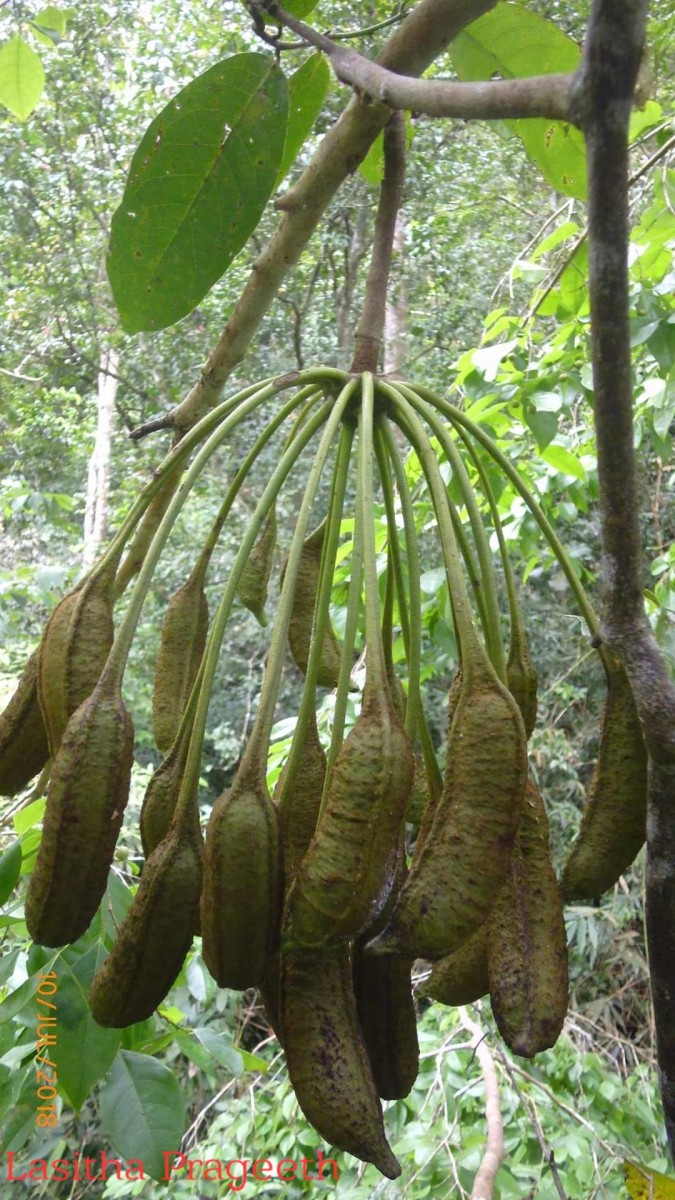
[0,35,45,121]
[624,1160,675,1200]
[107,53,288,332]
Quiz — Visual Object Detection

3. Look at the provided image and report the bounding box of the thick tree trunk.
[83,347,117,569]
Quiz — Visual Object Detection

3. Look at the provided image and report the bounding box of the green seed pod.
[369,667,527,961]
[237,505,277,626]
[140,724,192,860]
[25,674,134,947]
[274,708,326,887]
[38,570,116,757]
[0,651,50,797]
[561,658,648,901]
[280,943,401,1179]
[283,686,414,948]
[413,667,463,851]
[88,818,202,1028]
[506,633,538,740]
[152,563,209,755]
[286,522,343,688]
[487,780,568,1057]
[201,768,282,989]
[421,924,489,1007]
[405,753,435,829]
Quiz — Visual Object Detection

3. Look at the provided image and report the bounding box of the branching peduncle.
[351,113,406,373]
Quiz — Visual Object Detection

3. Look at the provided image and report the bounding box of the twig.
[458,1009,505,1200]
[259,1,574,123]
[129,413,175,442]
[496,1046,569,1200]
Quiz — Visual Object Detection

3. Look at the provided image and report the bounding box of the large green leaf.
[107,53,289,333]
[51,944,121,1111]
[277,53,330,184]
[450,4,585,199]
[0,35,45,121]
[0,840,22,905]
[99,1050,186,1182]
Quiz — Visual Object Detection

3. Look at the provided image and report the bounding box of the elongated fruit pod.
[88,818,202,1027]
[38,570,116,757]
[369,666,527,961]
[353,849,419,1101]
[237,504,277,626]
[413,667,462,851]
[286,522,343,688]
[421,924,489,1007]
[25,674,134,947]
[281,944,401,1179]
[561,658,648,900]
[140,723,192,859]
[0,651,50,796]
[201,768,283,989]
[283,685,414,948]
[506,633,538,740]
[274,707,326,887]
[487,780,568,1057]
[152,563,209,755]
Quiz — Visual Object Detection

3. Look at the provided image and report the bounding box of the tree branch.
[458,1009,505,1200]
[573,0,675,1161]
[260,1,573,122]
[169,0,497,436]
[351,112,406,372]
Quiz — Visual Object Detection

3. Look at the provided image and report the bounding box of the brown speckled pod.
[506,633,538,740]
[25,674,134,947]
[283,685,414,948]
[201,768,282,989]
[422,924,489,1007]
[353,850,418,1101]
[561,657,648,901]
[237,504,277,626]
[140,723,193,859]
[280,943,401,1179]
[369,666,527,961]
[38,570,116,757]
[487,779,568,1057]
[152,562,209,755]
[0,651,50,796]
[413,667,462,851]
[286,522,343,688]
[88,815,202,1027]
[274,707,326,887]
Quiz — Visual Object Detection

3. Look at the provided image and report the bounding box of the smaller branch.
[458,1009,505,1200]
[496,1047,570,1200]
[129,413,175,442]
[352,112,406,372]
[259,2,574,123]
[0,366,46,383]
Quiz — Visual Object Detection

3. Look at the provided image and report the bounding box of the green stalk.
[398,382,507,682]
[324,471,364,787]
[173,397,338,820]
[277,419,355,799]
[384,397,489,643]
[456,425,531,670]
[359,374,389,698]
[410,383,602,641]
[375,417,442,796]
[238,380,359,780]
[379,383,493,685]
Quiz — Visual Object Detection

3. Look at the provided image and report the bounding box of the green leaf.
[524,407,558,450]
[450,5,585,199]
[193,1027,244,1076]
[277,53,329,184]
[282,0,320,15]
[541,444,587,480]
[0,35,45,120]
[13,796,46,836]
[0,841,22,905]
[99,1050,186,1182]
[51,944,121,1110]
[35,6,70,33]
[107,53,289,333]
